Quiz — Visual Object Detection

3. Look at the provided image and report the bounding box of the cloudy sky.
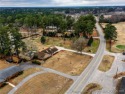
[0,0,125,7]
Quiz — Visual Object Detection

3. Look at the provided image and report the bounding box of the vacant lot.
[0,60,14,70]
[43,51,92,75]
[101,22,125,52]
[98,55,115,72]
[15,73,73,94]
[10,68,42,85]
[82,83,102,94]
[0,85,13,94]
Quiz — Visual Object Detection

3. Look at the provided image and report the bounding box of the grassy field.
[84,39,100,53]
[45,37,73,49]
[23,36,99,54]
[0,60,15,70]
[116,45,125,50]
[101,22,125,53]
[82,83,102,94]
[15,73,73,94]
[10,68,42,85]
[98,55,115,72]
[43,51,92,75]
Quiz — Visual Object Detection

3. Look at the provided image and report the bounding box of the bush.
[41,36,46,44]
[32,60,41,65]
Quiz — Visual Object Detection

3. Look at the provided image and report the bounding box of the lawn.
[45,37,73,49]
[15,73,73,94]
[98,55,115,72]
[101,22,125,53]
[43,51,92,75]
[116,45,125,50]
[84,39,100,53]
[82,83,102,94]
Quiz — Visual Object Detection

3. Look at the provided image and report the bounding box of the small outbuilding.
[35,47,58,60]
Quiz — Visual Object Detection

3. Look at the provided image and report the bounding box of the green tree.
[87,36,94,46]
[9,26,25,56]
[41,36,46,44]
[0,26,11,56]
[74,15,95,38]
[104,24,117,51]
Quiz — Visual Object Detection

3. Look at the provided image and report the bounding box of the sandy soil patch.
[0,60,14,70]
[10,68,42,85]
[43,51,92,75]
[15,73,73,94]
[101,22,125,52]
[98,55,115,72]
[82,83,102,94]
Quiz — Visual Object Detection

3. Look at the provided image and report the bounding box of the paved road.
[65,17,106,94]
[55,46,95,57]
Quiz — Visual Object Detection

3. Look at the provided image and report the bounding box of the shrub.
[32,60,41,65]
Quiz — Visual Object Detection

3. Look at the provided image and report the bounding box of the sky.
[0,0,125,7]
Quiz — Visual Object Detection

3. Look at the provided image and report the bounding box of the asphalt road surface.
[65,17,106,94]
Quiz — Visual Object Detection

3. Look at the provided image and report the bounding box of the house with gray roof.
[0,66,22,87]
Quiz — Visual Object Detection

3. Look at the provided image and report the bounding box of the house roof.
[0,66,22,83]
[119,77,125,94]
[36,47,58,60]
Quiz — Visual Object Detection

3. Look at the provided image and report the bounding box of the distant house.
[35,47,58,60]
[45,26,57,33]
[0,66,22,87]
[119,77,125,94]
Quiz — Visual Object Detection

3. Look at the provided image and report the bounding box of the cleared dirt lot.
[15,73,73,94]
[43,51,92,75]
[98,55,115,72]
[101,22,125,52]
[0,60,14,70]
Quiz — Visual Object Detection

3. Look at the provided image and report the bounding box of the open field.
[98,55,115,72]
[15,73,73,94]
[0,60,14,70]
[10,68,42,85]
[0,85,13,94]
[43,51,92,75]
[82,83,102,94]
[101,22,125,52]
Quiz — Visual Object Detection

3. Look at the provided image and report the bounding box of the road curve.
[65,17,106,94]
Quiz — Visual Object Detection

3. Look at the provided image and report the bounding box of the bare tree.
[72,37,88,53]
